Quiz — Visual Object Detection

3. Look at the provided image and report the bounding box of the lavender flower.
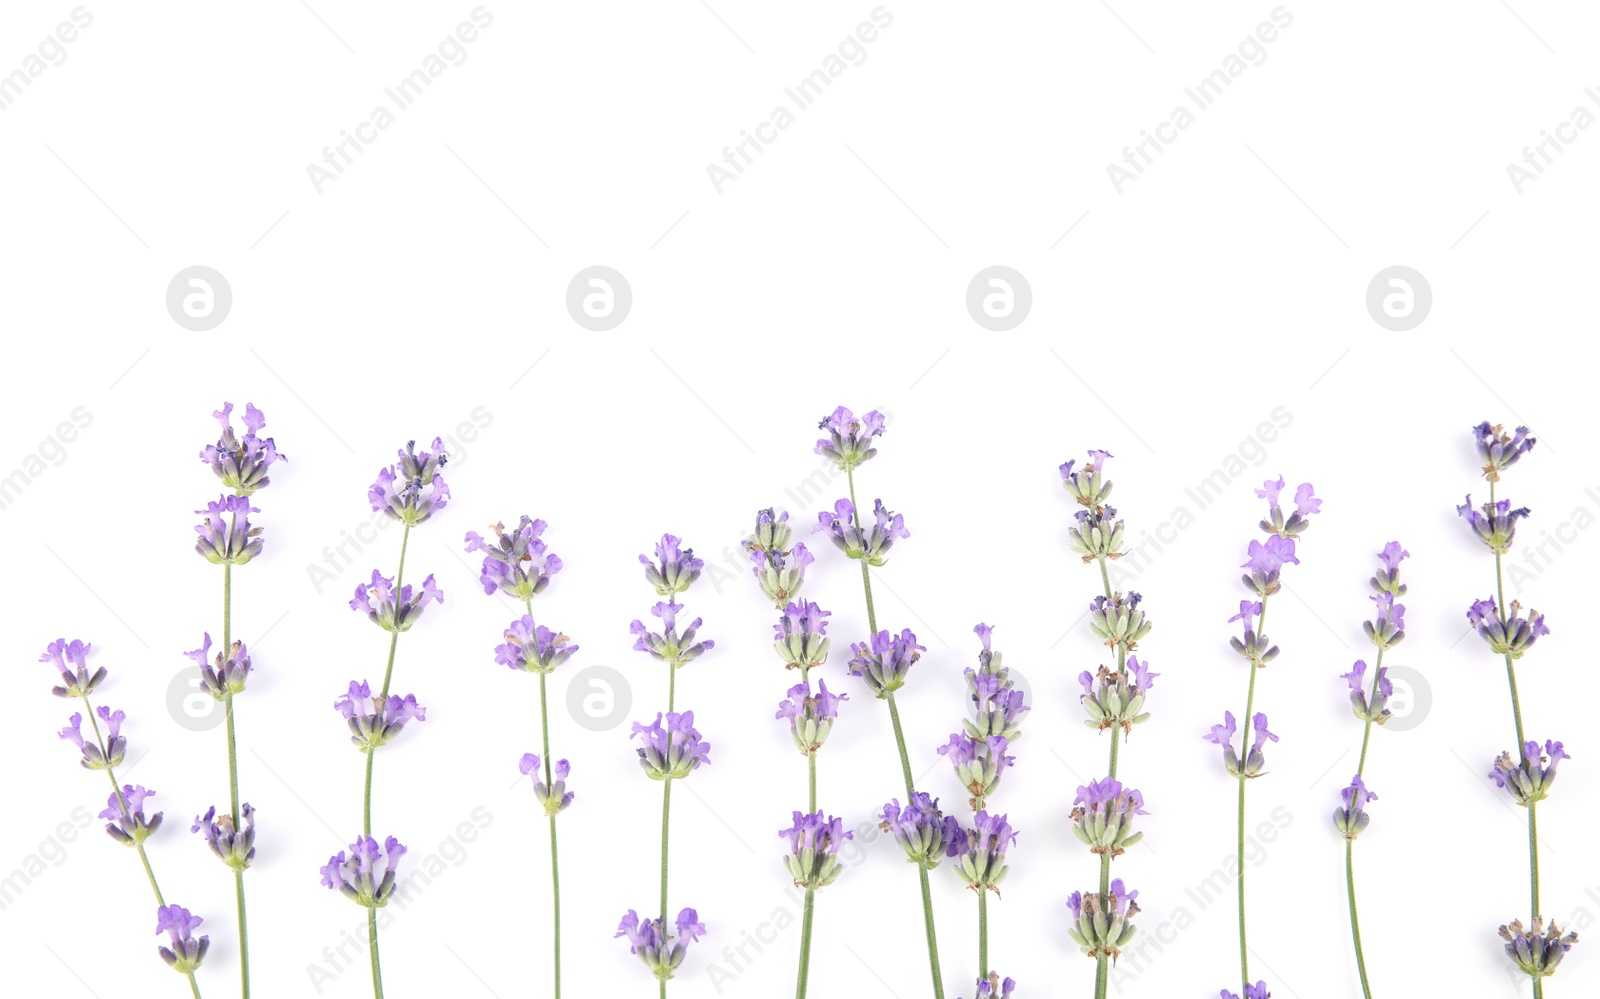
[775,679,847,754]
[964,973,1017,999]
[640,533,703,596]
[334,680,426,751]
[1501,917,1578,980]
[779,810,854,888]
[616,908,706,981]
[939,732,1014,809]
[1332,776,1376,839]
[496,615,579,673]
[1220,983,1272,999]
[814,406,886,470]
[1256,477,1321,538]
[40,637,104,698]
[200,402,284,496]
[879,793,960,868]
[966,672,1029,742]
[101,785,162,846]
[1070,777,1147,856]
[192,804,257,870]
[59,707,125,769]
[1466,597,1549,659]
[1060,449,1115,507]
[1458,496,1529,553]
[1077,657,1156,734]
[464,517,563,599]
[1491,740,1570,806]
[1067,502,1126,562]
[1228,601,1279,665]
[1087,592,1150,650]
[520,753,574,815]
[631,711,712,780]
[812,498,908,566]
[1341,660,1392,724]
[1205,711,1277,778]
[369,439,450,525]
[156,904,210,974]
[193,495,264,565]
[1372,541,1410,595]
[846,628,925,697]
[949,810,1016,892]
[350,570,443,633]
[185,634,253,698]
[1475,422,1536,481]
[744,507,794,554]
[321,834,407,907]
[1065,879,1139,959]
[750,544,814,608]
[773,600,830,671]
[630,601,713,669]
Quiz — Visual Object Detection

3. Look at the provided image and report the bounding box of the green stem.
[794,888,817,999]
[808,752,817,813]
[1236,597,1269,995]
[660,776,673,927]
[367,907,384,999]
[363,750,375,835]
[541,669,562,999]
[978,889,989,980]
[1092,554,1126,999]
[221,557,251,999]
[1355,647,1387,776]
[1345,841,1371,999]
[1490,481,1540,922]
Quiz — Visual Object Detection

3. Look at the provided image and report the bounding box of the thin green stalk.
[525,595,563,999]
[978,890,989,980]
[1092,553,1127,999]
[1345,842,1371,999]
[222,556,252,999]
[808,752,817,813]
[367,907,384,999]
[794,888,817,999]
[1235,598,1269,996]
[1490,480,1540,922]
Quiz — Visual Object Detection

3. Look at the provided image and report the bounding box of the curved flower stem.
[1344,842,1371,998]
[1235,597,1269,996]
[1489,480,1541,926]
[82,696,205,998]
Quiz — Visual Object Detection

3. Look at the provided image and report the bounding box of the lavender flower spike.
[779,811,854,889]
[40,637,104,698]
[156,904,210,974]
[1490,740,1570,806]
[616,907,707,981]
[949,810,1017,892]
[350,569,444,632]
[773,600,830,671]
[101,785,163,846]
[1078,656,1156,734]
[631,711,712,780]
[939,732,1014,809]
[1466,597,1549,660]
[59,708,126,769]
[640,533,704,596]
[1060,449,1114,507]
[963,973,1017,999]
[201,401,284,495]
[194,494,265,565]
[1501,917,1579,980]
[1458,495,1529,553]
[1220,983,1273,999]
[1070,777,1148,855]
[1475,422,1536,481]
[846,628,925,697]
[464,517,563,599]
[814,406,886,470]
[1332,776,1376,839]
[744,507,794,554]
[775,679,847,754]
[497,615,579,673]
[321,834,408,908]
[879,793,960,869]
[334,680,426,751]
[369,439,450,525]
[630,601,713,669]
[812,497,909,566]
[1065,879,1140,960]
[750,544,814,608]
[1341,660,1393,724]
[186,633,253,698]
[193,804,257,870]
[520,753,574,816]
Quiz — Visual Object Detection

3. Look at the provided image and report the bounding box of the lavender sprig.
[1458,422,1577,994]
[1210,475,1320,999]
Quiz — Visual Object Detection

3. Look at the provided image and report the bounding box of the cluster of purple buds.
[615,908,706,982]
[1078,657,1158,733]
[1466,598,1549,660]
[814,406,885,470]
[1228,600,1279,666]
[879,793,960,869]
[1500,917,1579,980]
[1069,777,1148,856]
[321,834,407,908]
[963,624,1029,742]
[1332,776,1376,839]
[520,753,574,815]
[964,973,1017,999]
[369,439,450,525]
[1475,422,1536,481]
[350,570,443,633]
[939,732,1014,810]
[1088,592,1151,650]
[847,628,925,697]
[773,600,831,671]
[193,804,257,870]
[746,507,794,553]
[42,638,104,698]
[1059,450,1114,508]
[201,402,284,496]
[194,495,265,565]
[950,810,1016,892]
[1490,741,1570,806]
[1067,504,1125,562]
[497,615,580,673]
[1220,982,1272,999]
[775,679,847,754]
[631,711,712,780]
[156,904,209,975]
[749,545,813,609]
[779,810,854,889]
[101,785,162,846]
[641,533,703,596]
[185,634,253,698]
[1065,879,1140,960]
[1341,660,1392,724]
[59,708,124,769]
[631,601,714,669]
[1255,476,1321,539]
[334,681,426,751]
[464,517,563,599]
[812,497,909,566]
[1205,711,1278,778]
[1457,496,1529,553]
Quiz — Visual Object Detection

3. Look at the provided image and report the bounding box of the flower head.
[1333,775,1376,839]
[194,494,264,565]
[630,601,713,669]
[1243,535,1299,573]
[1490,740,1570,806]
[185,634,253,698]
[101,785,162,846]
[640,534,703,596]
[1060,449,1115,507]
[1458,495,1530,553]
[520,753,574,816]
[334,680,426,751]
[192,803,256,870]
[939,732,1015,810]
[1070,777,1148,856]
[813,497,909,566]
[60,707,126,770]
[201,402,284,496]
[1088,592,1151,650]
[496,615,579,673]
[369,439,450,525]
[464,517,563,599]
[775,679,847,754]
[616,908,706,981]
[779,810,854,889]
[879,793,960,868]
[744,507,794,555]
[749,543,814,608]
[1475,422,1536,481]
[1257,476,1320,537]
[1079,658,1157,733]
[847,628,925,697]
[964,973,1018,999]
[814,406,886,470]
[350,570,443,633]
[1066,879,1140,960]
[1067,503,1124,561]
[631,710,711,780]
[40,638,104,698]
[949,810,1017,892]
[321,834,407,908]
[1501,916,1578,980]
[1341,660,1393,724]
[1220,983,1273,999]
[773,600,830,670]
[156,904,210,974]
[1467,597,1548,660]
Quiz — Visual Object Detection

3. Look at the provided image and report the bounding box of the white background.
[2,2,1598,997]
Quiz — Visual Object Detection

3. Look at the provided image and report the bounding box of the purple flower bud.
[322,834,407,908]
[1474,422,1536,481]
[1220,982,1272,999]
[775,679,847,754]
[1458,495,1529,553]
[1061,450,1115,506]
[640,534,704,596]
[1466,596,1548,659]
[101,784,163,846]
[1333,775,1376,839]
[1242,535,1299,573]
[814,406,886,470]
[779,810,854,888]
[40,637,105,698]
[773,600,830,670]
[464,517,562,599]
[156,903,210,974]
[744,507,793,555]
[1490,740,1569,806]
[334,680,426,750]
[519,753,574,815]
[1070,777,1148,855]
[950,810,1017,891]
[496,615,579,673]
[630,601,713,669]
[369,439,450,525]
[615,907,706,981]
[940,733,1014,809]
[879,792,959,868]
[750,541,813,608]
[350,570,443,633]
[631,710,711,780]
[1066,878,1140,959]
[201,402,284,496]
[193,494,264,565]
[185,634,253,698]
[813,497,909,566]
[192,803,256,870]
[847,628,925,696]
[1500,915,1577,979]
